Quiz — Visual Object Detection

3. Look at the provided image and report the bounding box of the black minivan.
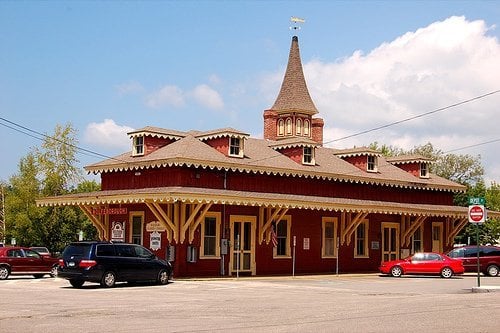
[58,241,173,288]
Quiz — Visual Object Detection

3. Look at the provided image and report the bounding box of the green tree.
[5,124,98,252]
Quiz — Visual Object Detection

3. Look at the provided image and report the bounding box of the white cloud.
[299,16,500,182]
[84,119,133,150]
[190,84,224,110]
[145,85,185,109]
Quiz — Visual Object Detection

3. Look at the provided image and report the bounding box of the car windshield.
[63,244,92,258]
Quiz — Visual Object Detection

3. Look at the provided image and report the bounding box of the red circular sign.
[469,205,484,222]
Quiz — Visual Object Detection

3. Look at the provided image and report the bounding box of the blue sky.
[1,1,500,184]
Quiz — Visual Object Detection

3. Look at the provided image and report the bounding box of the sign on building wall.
[146,221,167,232]
[92,208,128,215]
[111,221,125,242]
[150,231,161,251]
[303,237,310,250]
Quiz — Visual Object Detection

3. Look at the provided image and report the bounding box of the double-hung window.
[354,220,369,257]
[229,137,243,157]
[274,216,291,258]
[133,136,144,156]
[200,212,221,258]
[322,217,337,258]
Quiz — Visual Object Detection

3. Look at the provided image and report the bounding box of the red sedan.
[0,246,59,280]
[379,252,464,278]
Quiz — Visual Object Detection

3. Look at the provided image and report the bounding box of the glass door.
[382,223,400,262]
[230,216,256,275]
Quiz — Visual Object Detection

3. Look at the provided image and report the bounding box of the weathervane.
[290,16,305,31]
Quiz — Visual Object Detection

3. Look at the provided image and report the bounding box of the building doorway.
[229,215,256,275]
[432,222,443,253]
[382,222,400,262]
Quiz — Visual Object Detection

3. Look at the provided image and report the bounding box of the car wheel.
[0,266,10,280]
[390,266,403,277]
[101,271,116,288]
[486,264,499,277]
[440,267,453,278]
[69,279,85,288]
[50,265,58,278]
[157,269,169,285]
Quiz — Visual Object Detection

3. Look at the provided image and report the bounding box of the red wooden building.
[38,35,497,277]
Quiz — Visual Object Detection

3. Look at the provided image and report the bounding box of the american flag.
[271,222,278,248]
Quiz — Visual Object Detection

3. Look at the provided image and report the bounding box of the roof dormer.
[195,128,249,158]
[268,138,318,165]
[128,126,186,157]
[334,148,382,173]
[386,155,434,179]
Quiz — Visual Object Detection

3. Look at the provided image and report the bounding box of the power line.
[444,138,500,154]
[325,89,500,144]
[0,117,126,163]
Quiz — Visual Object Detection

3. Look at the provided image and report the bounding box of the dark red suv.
[0,247,59,280]
[447,245,500,277]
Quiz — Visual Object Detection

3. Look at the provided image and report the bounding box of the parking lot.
[0,274,499,332]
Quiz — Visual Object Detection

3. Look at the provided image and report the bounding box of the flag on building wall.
[271,222,278,248]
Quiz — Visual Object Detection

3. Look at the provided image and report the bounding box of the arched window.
[304,120,310,136]
[278,119,284,136]
[296,118,302,135]
[286,118,292,135]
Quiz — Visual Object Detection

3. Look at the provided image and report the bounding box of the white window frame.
[133,136,144,156]
[354,219,369,258]
[367,155,378,172]
[296,118,302,135]
[200,212,221,259]
[322,217,338,258]
[278,119,285,136]
[229,137,244,158]
[420,163,429,178]
[286,118,292,135]
[304,119,310,136]
[303,146,315,165]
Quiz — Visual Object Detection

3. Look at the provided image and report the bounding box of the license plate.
[68,261,76,267]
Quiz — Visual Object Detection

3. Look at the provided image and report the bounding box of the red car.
[0,246,59,280]
[379,252,464,278]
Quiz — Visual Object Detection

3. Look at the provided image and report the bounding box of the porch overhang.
[36,186,500,219]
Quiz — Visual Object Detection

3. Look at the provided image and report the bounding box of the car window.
[134,245,153,258]
[7,249,24,258]
[448,248,464,258]
[116,245,137,257]
[481,247,500,257]
[464,247,477,258]
[24,249,41,259]
[426,253,441,261]
[412,253,425,261]
[63,244,92,258]
[96,244,116,257]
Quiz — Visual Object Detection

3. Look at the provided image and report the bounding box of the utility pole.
[0,184,5,243]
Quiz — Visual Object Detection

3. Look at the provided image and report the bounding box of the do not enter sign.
[468,205,485,223]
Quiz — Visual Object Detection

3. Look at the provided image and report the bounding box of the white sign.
[303,238,310,250]
[468,205,485,223]
[150,231,161,251]
[111,221,125,242]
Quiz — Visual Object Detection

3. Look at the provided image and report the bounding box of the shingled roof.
[269,36,318,115]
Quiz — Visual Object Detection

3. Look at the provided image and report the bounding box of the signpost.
[468,197,486,288]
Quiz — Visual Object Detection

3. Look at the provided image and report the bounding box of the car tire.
[390,266,403,277]
[440,267,453,278]
[157,269,170,285]
[0,266,10,280]
[101,271,116,288]
[486,264,499,277]
[50,265,58,278]
[69,279,84,288]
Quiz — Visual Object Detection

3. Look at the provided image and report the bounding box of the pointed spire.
[270,36,318,115]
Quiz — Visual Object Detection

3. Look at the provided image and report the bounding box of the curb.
[471,286,500,293]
